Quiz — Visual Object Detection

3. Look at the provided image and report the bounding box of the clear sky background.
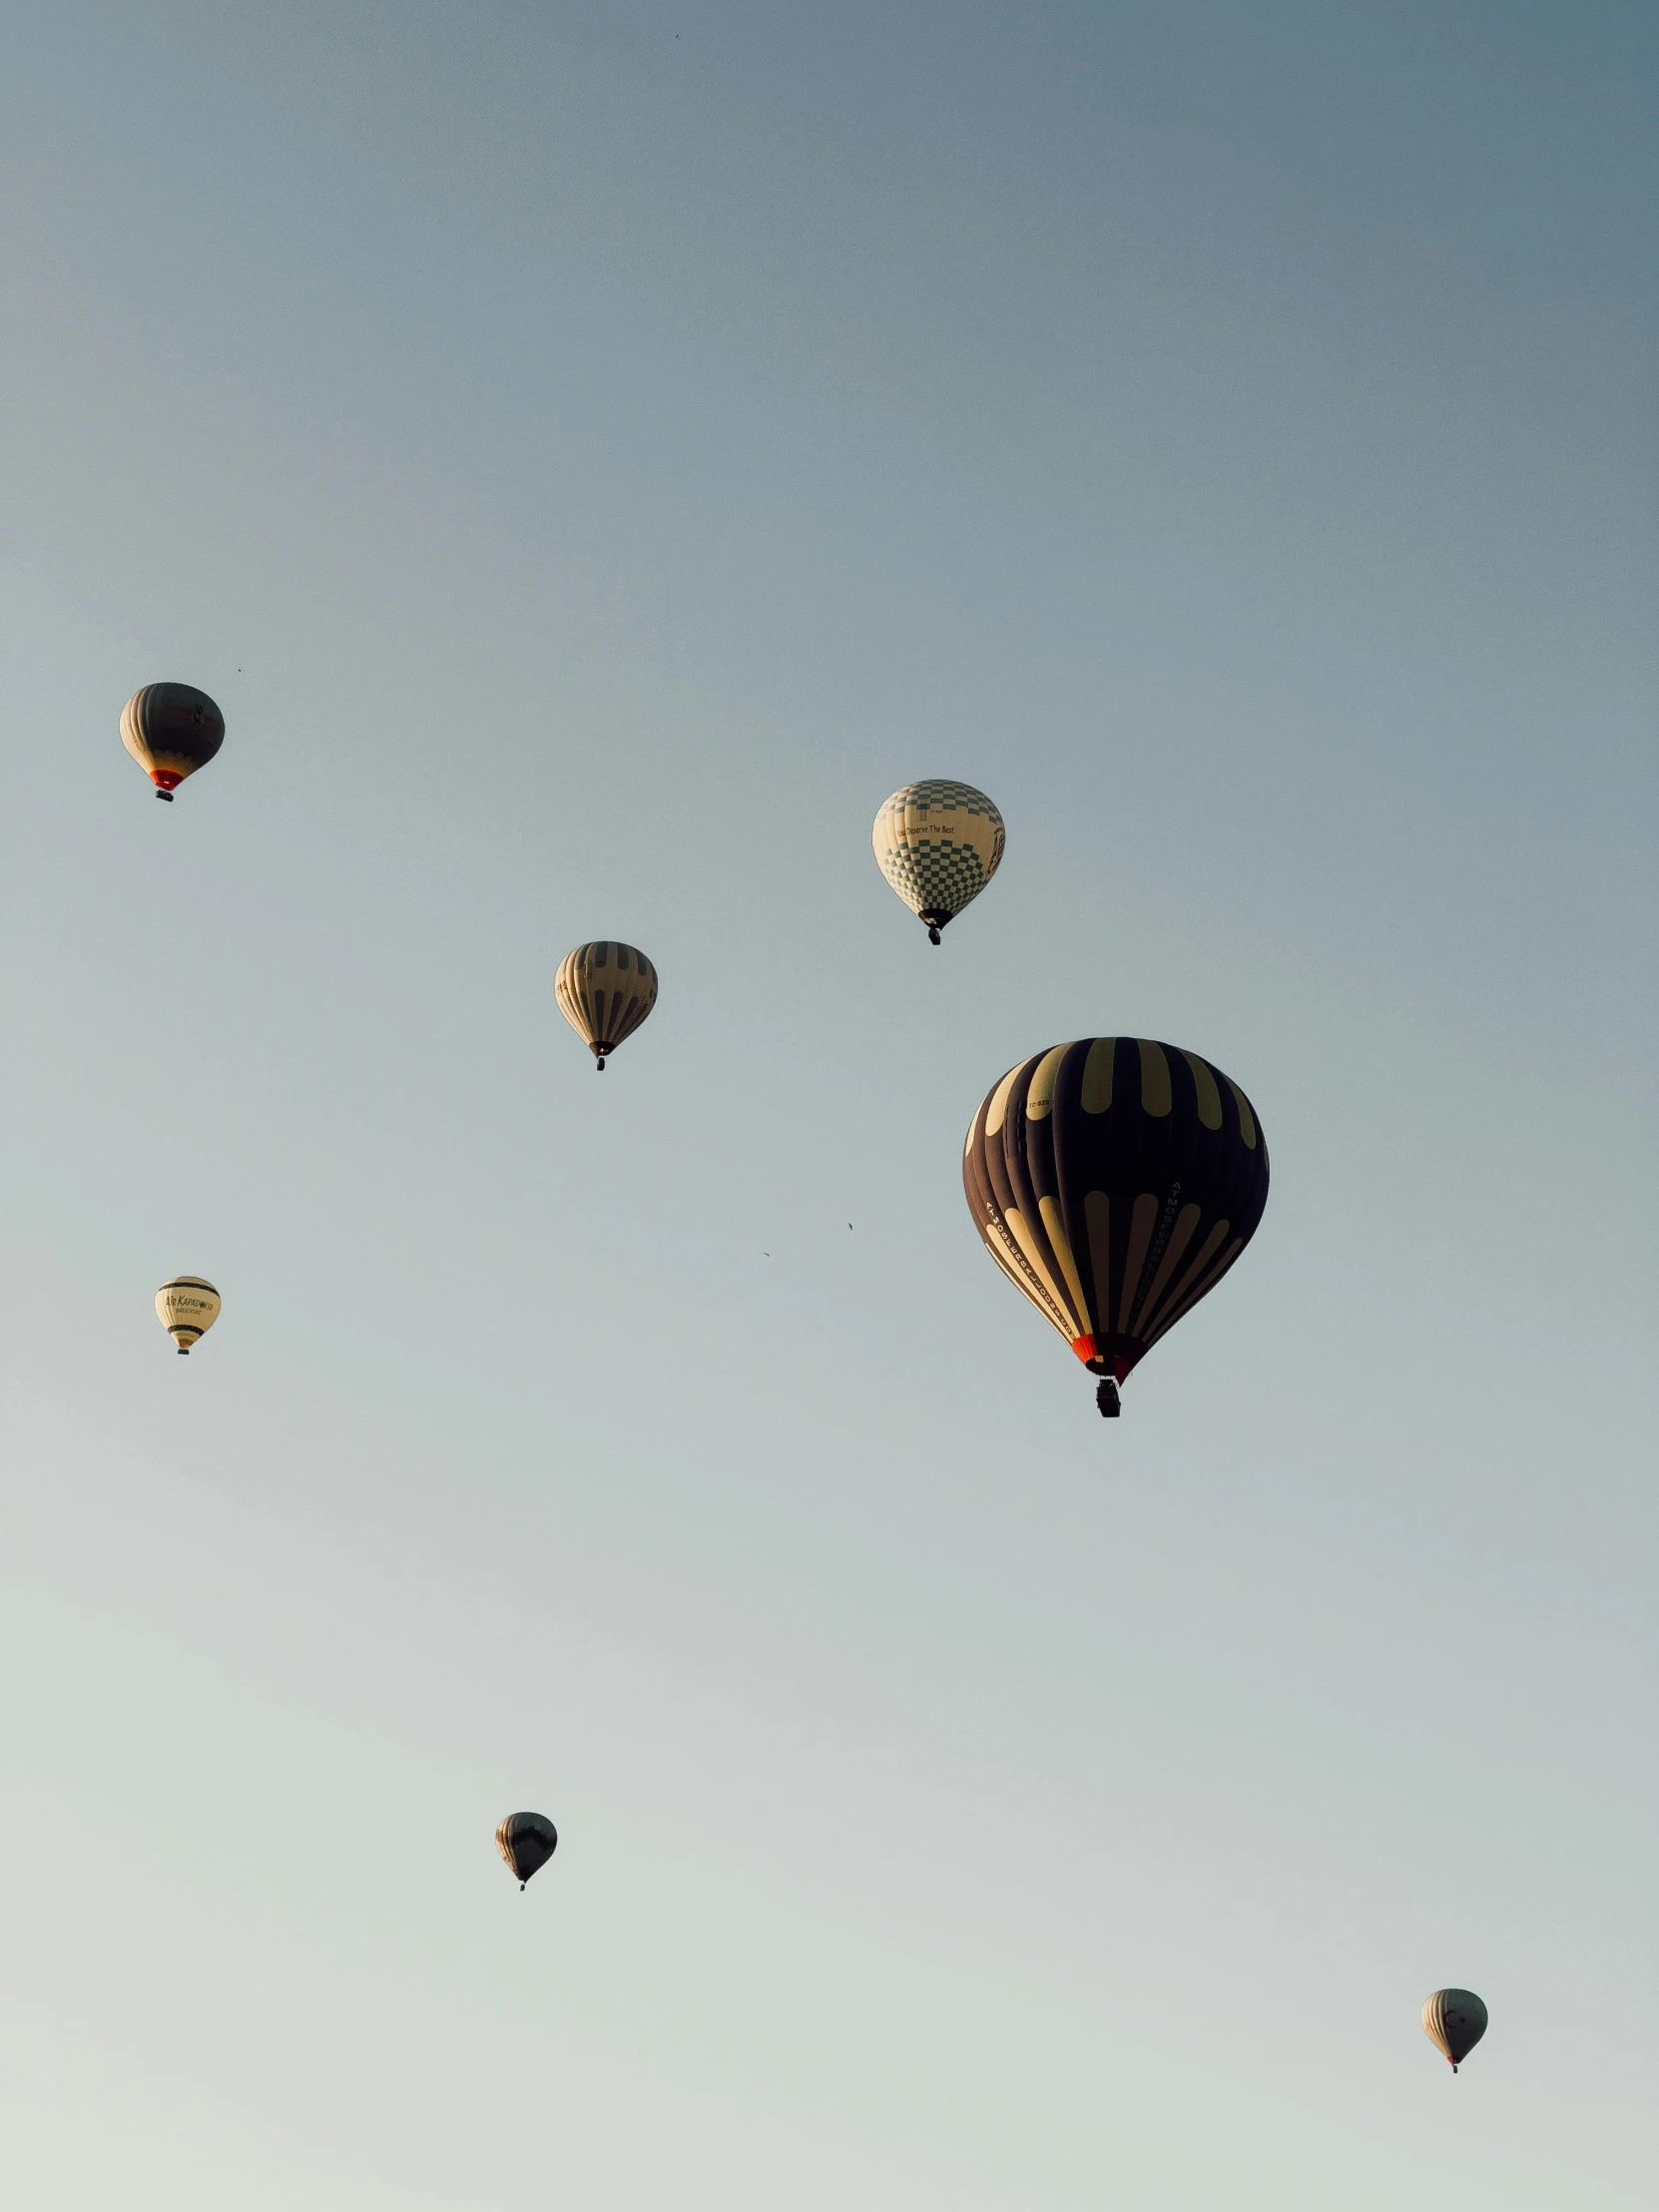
[2,4,1655,2206]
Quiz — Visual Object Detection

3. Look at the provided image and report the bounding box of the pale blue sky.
[2,5,1655,2207]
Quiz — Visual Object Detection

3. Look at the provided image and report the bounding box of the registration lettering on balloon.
[1132,1181,1184,1320]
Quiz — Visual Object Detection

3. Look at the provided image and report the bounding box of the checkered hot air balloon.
[121,684,225,802]
[555,941,658,1070]
[872,781,1004,944]
[964,1040,1269,1416]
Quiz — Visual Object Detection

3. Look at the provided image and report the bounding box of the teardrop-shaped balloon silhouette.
[155,1277,222,1356]
[964,1039,1268,1414]
[121,684,225,802]
[496,1811,558,1891]
[872,781,1004,944]
[555,941,658,1069]
[1422,1988,1487,2072]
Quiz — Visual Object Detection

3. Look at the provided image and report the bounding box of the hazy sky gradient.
[3,5,1655,2207]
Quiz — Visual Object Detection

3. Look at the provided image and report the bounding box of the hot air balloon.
[872,781,1004,944]
[121,684,225,802]
[155,1276,222,1355]
[1422,1989,1487,2072]
[496,1811,558,1890]
[963,1039,1268,1416]
[555,941,658,1070]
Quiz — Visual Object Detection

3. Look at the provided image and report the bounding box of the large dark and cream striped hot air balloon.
[1422,1988,1487,2073]
[155,1276,222,1355]
[872,781,1004,944]
[963,1039,1268,1416]
[496,1811,558,1891]
[121,684,225,802]
[555,941,658,1070]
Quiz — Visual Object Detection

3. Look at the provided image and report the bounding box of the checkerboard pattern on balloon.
[873,781,1006,919]
[878,836,990,915]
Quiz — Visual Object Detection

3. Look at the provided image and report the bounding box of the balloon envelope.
[496,1811,558,1889]
[963,1039,1268,1406]
[555,941,658,1067]
[872,781,1004,940]
[155,1277,221,1355]
[121,684,225,800]
[1422,1988,1487,2070]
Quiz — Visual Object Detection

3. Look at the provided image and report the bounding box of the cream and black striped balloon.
[1422,1988,1487,2072]
[963,1040,1268,1415]
[555,941,658,1069]
[872,781,1005,944]
[121,684,225,802]
[496,1810,558,1890]
[155,1276,221,1355]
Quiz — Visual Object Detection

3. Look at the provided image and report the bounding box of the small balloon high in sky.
[121,683,225,802]
[495,1811,558,1892]
[1422,1988,1488,2073]
[554,940,659,1070]
[154,1277,222,1356]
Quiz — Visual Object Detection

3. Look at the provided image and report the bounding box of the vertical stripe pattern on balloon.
[963,1038,1268,1389]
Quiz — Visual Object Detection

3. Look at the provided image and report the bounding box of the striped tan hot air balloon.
[496,1811,558,1891]
[872,780,1004,944]
[1422,1988,1487,2072]
[555,941,658,1070]
[121,684,225,802]
[155,1276,222,1355]
[963,1039,1269,1416]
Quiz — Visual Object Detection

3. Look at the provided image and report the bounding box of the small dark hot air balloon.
[1422,1988,1487,2072]
[963,1039,1268,1416]
[121,684,225,802]
[496,1811,558,1891]
[555,941,658,1069]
